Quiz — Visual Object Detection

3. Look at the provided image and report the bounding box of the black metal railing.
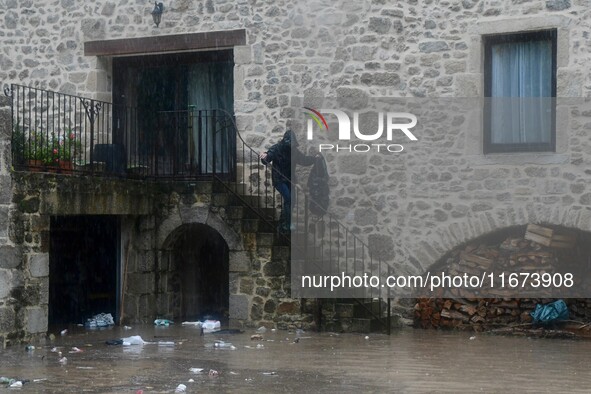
[6,84,394,332]
[6,84,236,179]
[212,128,394,333]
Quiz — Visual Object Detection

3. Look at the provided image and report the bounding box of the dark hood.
[282,130,298,146]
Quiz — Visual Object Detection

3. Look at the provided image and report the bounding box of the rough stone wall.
[1,0,591,334]
[0,174,312,341]
[1,1,590,276]
[0,95,26,347]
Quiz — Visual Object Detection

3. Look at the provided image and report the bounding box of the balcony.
[6,84,236,180]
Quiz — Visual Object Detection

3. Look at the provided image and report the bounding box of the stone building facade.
[1,0,591,343]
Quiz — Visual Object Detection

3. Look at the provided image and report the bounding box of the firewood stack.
[414,225,582,331]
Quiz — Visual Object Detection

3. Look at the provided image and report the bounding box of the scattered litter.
[213,340,236,350]
[181,321,202,327]
[69,347,83,353]
[174,383,187,393]
[60,329,68,336]
[364,336,370,340]
[48,334,56,341]
[121,336,146,346]
[208,369,219,377]
[85,313,115,329]
[295,329,305,335]
[531,299,569,325]
[271,329,276,332]
[293,338,300,343]
[229,372,239,375]
[32,379,47,383]
[250,334,263,341]
[136,390,143,394]
[189,368,204,373]
[256,326,267,334]
[58,357,67,365]
[25,345,35,351]
[188,379,194,383]
[154,319,174,326]
[256,344,264,349]
[123,326,132,330]
[202,320,221,333]
[469,336,476,340]
[9,381,23,388]
[50,347,58,353]
[106,339,124,346]
[157,341,175,347]
[0,377,15,385]
[262,372,277,376]
[76,367,94,370]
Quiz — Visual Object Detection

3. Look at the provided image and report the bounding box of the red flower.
[53,148,58,155]
[69,133,75,140]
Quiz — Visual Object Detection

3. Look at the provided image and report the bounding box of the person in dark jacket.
[260,130,316,232]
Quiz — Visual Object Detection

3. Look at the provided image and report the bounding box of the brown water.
[1,325,590,393]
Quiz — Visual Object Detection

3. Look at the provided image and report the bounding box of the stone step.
[256,232,275,247]
[272,245,291,260]
[241,218,275,233]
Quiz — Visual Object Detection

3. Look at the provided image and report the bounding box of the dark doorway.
[49,216,119,325]
[170,224,229,321]
[112,50,235,177]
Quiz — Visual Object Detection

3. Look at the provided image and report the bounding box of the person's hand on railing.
[259,152,268,161]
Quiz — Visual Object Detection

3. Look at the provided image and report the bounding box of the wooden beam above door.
[84,29,246,57]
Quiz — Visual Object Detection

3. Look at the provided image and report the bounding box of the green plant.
[21,130,82,166]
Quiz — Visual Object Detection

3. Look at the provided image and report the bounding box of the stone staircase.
[210,179,393,333]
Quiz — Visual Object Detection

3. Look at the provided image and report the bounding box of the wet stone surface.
[1,326,591,392]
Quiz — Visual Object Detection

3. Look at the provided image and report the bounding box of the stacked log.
[414,227,584,331]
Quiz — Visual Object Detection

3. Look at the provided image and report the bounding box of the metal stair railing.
[210,112,395,334]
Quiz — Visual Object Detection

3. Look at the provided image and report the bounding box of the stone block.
[354,208,378,226]
[25,306,48,334]
[127,273,154,295]
[419,41,449,53]
[546,0,570,10]
[557,69,582,97]
[0,109,10,140]
[234,45,252,64]
[0,245,20,269]
[337,155,367,175]
[368,234,394,261]
[368,17,392,34]
[276,301,300,315]
[28,253,49,277]
[263,260,287,277]
[0,307,15,332]
[138,294,156,319]
[0,269,12,298]
[229,294,249,320]
[455,73,481,97]
[229,251,251,272]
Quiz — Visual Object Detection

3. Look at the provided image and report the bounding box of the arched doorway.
[167,224,229,322]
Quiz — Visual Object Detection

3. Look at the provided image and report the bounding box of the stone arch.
[403,203,591,274]
[157,203,242,252]
[413,220,591,330]
[155,203,251,323]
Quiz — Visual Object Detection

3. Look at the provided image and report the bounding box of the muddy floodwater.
[1,325,591,393]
